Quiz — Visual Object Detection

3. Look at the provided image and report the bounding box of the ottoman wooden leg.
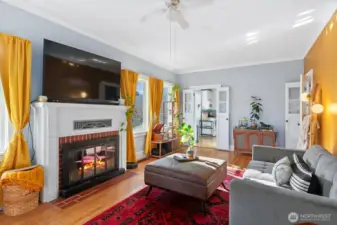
[201,201,207,216]
[221,182,230,192]
[145,186,153,197]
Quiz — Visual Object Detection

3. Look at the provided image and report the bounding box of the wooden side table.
[151,137,182,158]
[233,129,277,154]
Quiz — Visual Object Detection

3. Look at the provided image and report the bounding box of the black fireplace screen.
[61,136,119,189]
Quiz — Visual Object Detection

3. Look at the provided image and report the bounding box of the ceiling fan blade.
[181,0,214,8]
[141,8,167,22]
[169,9,190,30]
[140,4,167,22]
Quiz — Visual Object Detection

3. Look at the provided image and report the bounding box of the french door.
[216,87,230,150]
[285,82,301,149]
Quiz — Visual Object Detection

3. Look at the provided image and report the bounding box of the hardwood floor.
[0,148,251,225]
[196,136,217,149]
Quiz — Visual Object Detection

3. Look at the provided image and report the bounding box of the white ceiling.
[4,0,337,74]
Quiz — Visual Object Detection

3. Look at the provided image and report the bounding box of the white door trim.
[190,84,222,90]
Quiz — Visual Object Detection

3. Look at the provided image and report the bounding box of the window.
[132,77,148,131]
[0,80,12,155]
[160,83,173,125]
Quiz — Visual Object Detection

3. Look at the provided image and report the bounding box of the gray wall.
[0,2,177,101]
[0,3,176,161]
[178,60,304,147]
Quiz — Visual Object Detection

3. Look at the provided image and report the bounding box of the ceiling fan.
[141,0,213,30]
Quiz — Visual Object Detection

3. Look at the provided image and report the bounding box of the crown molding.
[175,57,304,75]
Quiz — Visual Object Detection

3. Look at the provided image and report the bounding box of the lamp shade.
[312,104,324,114]
[301,93,310,102]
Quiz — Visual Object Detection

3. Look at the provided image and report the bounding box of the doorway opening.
[183,85,230,151]
[195,89,217,149]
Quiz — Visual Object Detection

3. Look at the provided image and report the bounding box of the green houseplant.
[250,96,263,129]
[119,94,135,132]
[178,122,196,158]
[172,84,180,101]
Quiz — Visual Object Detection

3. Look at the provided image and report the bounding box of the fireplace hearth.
[60,136,125,197]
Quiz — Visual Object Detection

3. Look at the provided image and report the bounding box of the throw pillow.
[272,156,293,186]
[290,154,320,194]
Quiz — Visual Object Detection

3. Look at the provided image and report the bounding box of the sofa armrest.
[252,145,306,163]
[230,178,337,225]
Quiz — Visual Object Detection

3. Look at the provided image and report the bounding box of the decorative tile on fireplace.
[58,131,124,198]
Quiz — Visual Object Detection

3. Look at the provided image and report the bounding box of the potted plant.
[119,122,127,132]
[172,113,183,137]
[250,96,263,129]
[119,98,125,105]
[178,122,196,159]
[172,84,181,101]
[120,93,132,105]
[168,92,173,101]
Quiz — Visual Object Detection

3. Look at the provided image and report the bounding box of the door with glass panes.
[217,87,230,150]
[285,82,301,148]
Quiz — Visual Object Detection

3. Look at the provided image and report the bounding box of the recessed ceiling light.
[245,31,259,45]
[247,40,259,45]
[296,16,313,23]
[293,17,314,28]
[246,31,259,38]
[297,9,315,17]
[246,36,258,42]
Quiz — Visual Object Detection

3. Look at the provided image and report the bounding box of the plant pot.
[186,147,196,159]
[251,123,257,129]
[119,98,125,105]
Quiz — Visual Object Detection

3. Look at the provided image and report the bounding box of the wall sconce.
[312,104,324,114]
[329,103,337,114]
[301,93,311,102]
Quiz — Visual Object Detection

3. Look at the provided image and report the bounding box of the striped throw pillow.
[290,154,313,193]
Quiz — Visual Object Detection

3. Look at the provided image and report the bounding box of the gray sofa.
[230,145,337,225]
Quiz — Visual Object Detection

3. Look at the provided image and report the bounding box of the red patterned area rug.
[84,167,244,225]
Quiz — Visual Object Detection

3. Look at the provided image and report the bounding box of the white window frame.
[133,75,149,134]
[0,80,13,156]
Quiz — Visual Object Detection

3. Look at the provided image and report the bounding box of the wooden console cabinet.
[233,129,277,154]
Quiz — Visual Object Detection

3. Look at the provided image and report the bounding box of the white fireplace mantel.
[31,102,128,202]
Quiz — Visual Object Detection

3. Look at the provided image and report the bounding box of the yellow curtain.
[120,69,138,163]
[0,33,32,205]
[145,77,163,154]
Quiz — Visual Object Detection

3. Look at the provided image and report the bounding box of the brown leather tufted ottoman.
[144,154,227,214]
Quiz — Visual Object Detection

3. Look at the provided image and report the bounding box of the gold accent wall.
[304,11,337,155]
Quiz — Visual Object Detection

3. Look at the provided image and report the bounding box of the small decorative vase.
[186,147,195,159]
[119,98,125,105]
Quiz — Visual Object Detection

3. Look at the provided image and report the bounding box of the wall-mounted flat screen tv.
[43,39,121,104]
